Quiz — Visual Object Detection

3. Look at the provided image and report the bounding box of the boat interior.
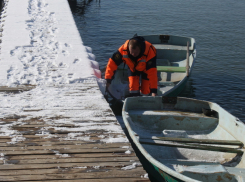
[143,35,195,94]
[124,97,245,182]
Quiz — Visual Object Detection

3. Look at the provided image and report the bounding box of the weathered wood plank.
[5,153,137,160]
[0,117,117,123]
[0,137,126,144]
[0,86,35,93]
[1,156,139,165]
[0,146,132,153]
[12,124,75,128]
[35,179,150,182]
[0,141,130,147]
[0,161,140,170]
[1,132,125,138]
[18,128,122,134]
[11,128,122,135]
[0,135,127,145]
[0,165,143,176]
[0,167,146,181]
[0,132,125,139]
[0,148,133,155]
[10,122,117,128]
[0,142,131,151]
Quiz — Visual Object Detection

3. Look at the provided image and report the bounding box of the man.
[105,35,158,97]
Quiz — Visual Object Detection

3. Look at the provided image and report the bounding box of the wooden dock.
[0,0,150,180]
[0,83,149,181]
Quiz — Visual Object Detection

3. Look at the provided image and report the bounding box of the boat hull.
[153,164,182,182]
[122,96,245,182]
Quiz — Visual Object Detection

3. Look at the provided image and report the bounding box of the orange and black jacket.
[105,36,158,93]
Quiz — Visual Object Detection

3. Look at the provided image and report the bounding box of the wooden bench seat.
[153,44,192,51]
[157,66,186,73]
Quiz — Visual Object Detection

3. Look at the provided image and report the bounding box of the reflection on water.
[69,0,245,122]
[68,0,95,14]
[178,78,196,98]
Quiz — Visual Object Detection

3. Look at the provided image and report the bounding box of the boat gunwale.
[141,34,196,51]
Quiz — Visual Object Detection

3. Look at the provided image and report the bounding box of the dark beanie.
[130,34,145,51]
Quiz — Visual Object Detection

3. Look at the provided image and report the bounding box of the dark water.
[68,0,245,122]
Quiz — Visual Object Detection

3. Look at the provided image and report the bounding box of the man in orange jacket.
[105,35,158,97]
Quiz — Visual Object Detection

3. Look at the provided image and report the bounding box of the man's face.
[129,45,140,57]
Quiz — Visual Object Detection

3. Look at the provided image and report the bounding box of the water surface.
[69,0,245,121]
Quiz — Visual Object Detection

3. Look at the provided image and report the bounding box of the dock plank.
[0,161,140,170]
[38,179,150,182]
[0,167,146,176]
[0,148,133,155]
[5,153,137,160]
[0,141,131,148]
[0,174,149,182]
[0,156,139,165]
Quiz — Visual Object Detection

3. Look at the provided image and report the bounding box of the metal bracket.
[159,35,170,43]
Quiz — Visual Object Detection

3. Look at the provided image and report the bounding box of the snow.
[0,0,126,144]
[142,173,149,179]
[74,166,87,169]
[121,162,141,170]
[54,150,70,158]
[1,0,98,86]
[0,153,5,160]
[121,146,130,149]
[101,135,128,143]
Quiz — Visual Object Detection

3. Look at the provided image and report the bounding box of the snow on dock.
[0,0,149,181]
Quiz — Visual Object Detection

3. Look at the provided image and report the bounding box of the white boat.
[107,35,196,100]
[122,96,245,182]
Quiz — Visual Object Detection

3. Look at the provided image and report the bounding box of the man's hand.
[152,93,157,96]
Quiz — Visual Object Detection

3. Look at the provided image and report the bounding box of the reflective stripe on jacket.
[105,39,158,93]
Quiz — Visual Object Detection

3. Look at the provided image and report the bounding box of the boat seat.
[153,44,192,51]
[158,81,174,87]
[128,110,219,131]
[161,159,220,166]
[177,164,229,174]
[128,110,218,120]
[129,110,210,117]
[157,66,186,73]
